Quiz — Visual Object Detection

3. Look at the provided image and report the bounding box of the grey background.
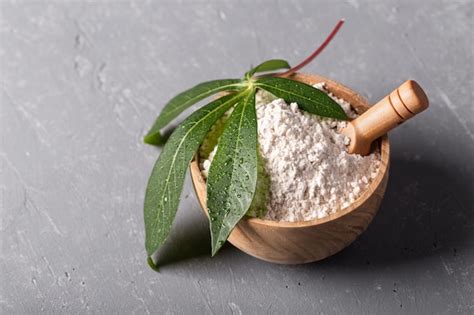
[1,0,473,313]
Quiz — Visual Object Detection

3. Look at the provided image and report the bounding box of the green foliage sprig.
[144,20,346,269]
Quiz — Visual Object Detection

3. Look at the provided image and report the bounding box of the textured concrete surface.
[1,0,473,313]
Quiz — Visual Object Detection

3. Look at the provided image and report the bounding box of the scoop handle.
[343,80,429,155]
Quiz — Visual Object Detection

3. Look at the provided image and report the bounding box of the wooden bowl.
[190,73,390,264]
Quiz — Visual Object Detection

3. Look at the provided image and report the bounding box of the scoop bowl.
[190,73,390,264]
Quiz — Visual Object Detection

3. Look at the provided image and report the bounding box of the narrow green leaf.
[144,92,245,256]
[245,59,291,78]
[246,149,269,218]
[255,77,348,120]
[144,79,244,145]
[207,89,258,256]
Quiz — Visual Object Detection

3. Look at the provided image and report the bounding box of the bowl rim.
[190,72,390,229]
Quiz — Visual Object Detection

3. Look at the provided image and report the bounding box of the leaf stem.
[147,256,160,272]
[277,19,345,77]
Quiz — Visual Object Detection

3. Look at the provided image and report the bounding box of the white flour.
[200,83,380,222]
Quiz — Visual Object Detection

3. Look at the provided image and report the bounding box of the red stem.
[277,19,345,77]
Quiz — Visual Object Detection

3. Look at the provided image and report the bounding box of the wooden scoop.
[342,80,429,155]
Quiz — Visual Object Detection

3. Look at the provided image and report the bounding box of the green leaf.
[144,92,245,256]
[246,149,269,218]
[245,59,291,78]
[207,89,258,256]
[144,79,245,145]
[255,77,348,120]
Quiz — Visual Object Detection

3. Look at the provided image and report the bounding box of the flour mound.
[200,83,380,222]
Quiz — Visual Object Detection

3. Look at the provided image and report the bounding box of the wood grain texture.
[190,73,390,264]
[343,80,429,155]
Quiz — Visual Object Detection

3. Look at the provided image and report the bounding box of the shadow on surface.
[317,157,473,269]
[151,157,473,271]
[153,211,211,268]
[150,195,237,269]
